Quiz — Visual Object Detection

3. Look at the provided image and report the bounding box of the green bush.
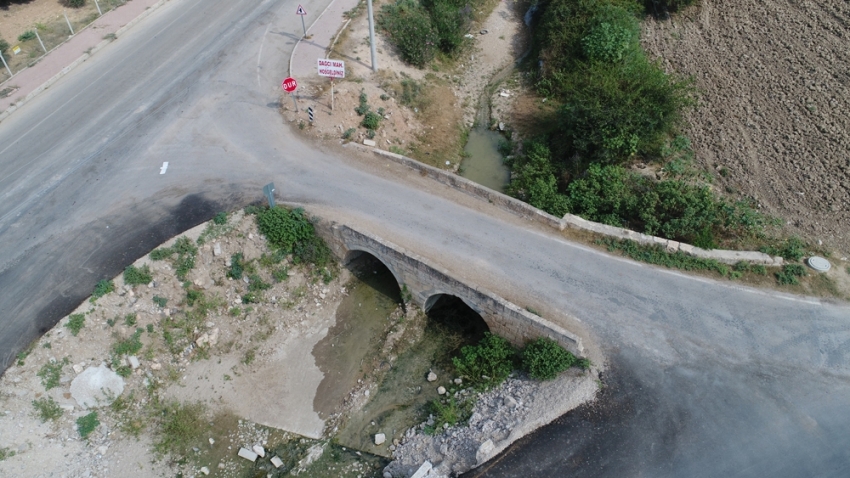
[247,274,271,292]
[18,31,37,42]
[256,207,315,253]
[362,111,383,130]
[66,313,85,336]
[505,140,569,216]
[123,265,152,286]
[379,0,439,67]
[426,396,473,432]
[124,313,137,326]
[423,0,471,54]
[451,333,517,389]
[227,252,245,280]
[150,237,197,280]
[213,212,227,225]
[342,127,356,140]
[272,266,289,282]
[91,279,115,301]
[77,412,99,439]
[581,5,640,63]
[521,338,576,380]
[153,296,168,307]
[32,396,63,422]
[776,264,807,285]
[186,289,203,306]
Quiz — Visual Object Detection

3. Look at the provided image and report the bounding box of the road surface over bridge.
[0,0,848,476]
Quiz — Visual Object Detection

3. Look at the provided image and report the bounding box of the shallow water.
[460,127,510,192]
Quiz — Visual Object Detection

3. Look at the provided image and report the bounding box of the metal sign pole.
[367,0,378,72]
[35,30,47,53]
[0,50,12,77]
[331,79,334,112]
[64,12,75,35]
[94,0,103,16]
[291,92,298,112]
[301,16,307,38]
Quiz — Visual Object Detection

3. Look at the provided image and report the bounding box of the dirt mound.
[642,0,850,254]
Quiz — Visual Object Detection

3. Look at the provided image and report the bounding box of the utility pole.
[367,0,378,72]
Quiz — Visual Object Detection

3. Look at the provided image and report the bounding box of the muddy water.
[312,260,402,419]
[461,128,510,191]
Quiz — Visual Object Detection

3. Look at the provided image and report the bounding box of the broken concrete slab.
[238,447,258,462]
[69,364,125,409]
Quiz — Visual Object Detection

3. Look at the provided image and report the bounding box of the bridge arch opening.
[343,249,403,304]
[424,294,489,344]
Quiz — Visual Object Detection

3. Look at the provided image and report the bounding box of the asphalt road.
[0,0,848,476]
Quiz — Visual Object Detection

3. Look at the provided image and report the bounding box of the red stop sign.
[281,77,298,93]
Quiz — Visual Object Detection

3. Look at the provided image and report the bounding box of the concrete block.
[666,241,680,253]
[238,447,258,462]
[127,356,140,369]
[363,139,377,147]
[271,456,283,468]
[411,461,433,478]
[374,433,386,445]
[252,445,265,457]
[213,243,221,256]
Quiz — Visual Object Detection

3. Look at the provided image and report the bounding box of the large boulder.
[70,364,124,408]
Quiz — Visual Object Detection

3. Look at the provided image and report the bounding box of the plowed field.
[642,0,850,254]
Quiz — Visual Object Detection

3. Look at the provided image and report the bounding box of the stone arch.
[423,293,491,339]
[342,248,404,297]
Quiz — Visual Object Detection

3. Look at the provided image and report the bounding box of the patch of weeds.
[16,351,29,367]
[342,127,356,140]
[113,329,144,356]
[272,266,289,282]
[776,264,807,285]
[197,215,234,245]
[259,250,287,268]
[0,447,16,461]
[242,292,261,304]
[248,274,272,292]
[525,306,540,316]
[123,265,153,286]
[115,365,132,378]
[37,359,68,390]
[124,313,137,327]
[228,252,245,280]
[91,279,115,302]
[355,89,370,115]
[761,237,807,261]
[389,145,406,155]
[186,289,204,306]
[42,342,51,349]
[153,295,168,307]
[106,318,116,327]
[320,268,334,284]
[228,307,241,316]
[751,264,767,276]
[600,238,731,276]
[32,396,63,422]
[424,396,473,433]
[150,237,197,280]
[147,324,154,333]
[66,313,85,336]
[521,338,576,380]
[213,211,228,224]
[77,412,100,439]
[242,348,256,365]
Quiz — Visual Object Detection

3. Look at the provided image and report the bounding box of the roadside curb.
[0,0,170,124]
[352,143,784,267]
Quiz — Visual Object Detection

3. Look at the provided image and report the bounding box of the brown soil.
[284,0,526,170]
[642,0,850,256]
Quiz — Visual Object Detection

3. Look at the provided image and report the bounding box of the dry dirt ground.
[284,0,526,170]
[642,0,850,255]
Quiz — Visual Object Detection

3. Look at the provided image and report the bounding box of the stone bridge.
[316,222,584,356]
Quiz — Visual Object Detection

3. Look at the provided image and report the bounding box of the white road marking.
[257,24,271,89]
[160,162,168,174]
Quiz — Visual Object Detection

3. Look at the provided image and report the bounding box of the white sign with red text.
[317,59,345,79]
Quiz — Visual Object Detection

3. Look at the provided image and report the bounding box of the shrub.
[123,265,152,286]
[91,279,114,301]
[153,296,168,307]
[379,0,439,67]
[776,264,807,285]
[247,274,271,292]
[426,396,472,432]
[272,266,289,282]
[521,338,576,380]
[32,396,63,422]
[355,90,370,116]
[581,5,640,63]
[452,333,517,389]
[227,252,245,280]
[64,0,87,7]
[18,31,37,42]
[342,128,356,140]
[150,237,197,280]
[213,212,227,225]
[124,313,137,326]
[77,412,99,439]
[186,289,203,306]
[256,207,315,253]
[423,0,472,54]
[66,313,85,336]
[362,111,382,130]
[505,140,569,216]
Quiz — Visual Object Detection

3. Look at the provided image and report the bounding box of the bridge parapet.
[315,221,583,356]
